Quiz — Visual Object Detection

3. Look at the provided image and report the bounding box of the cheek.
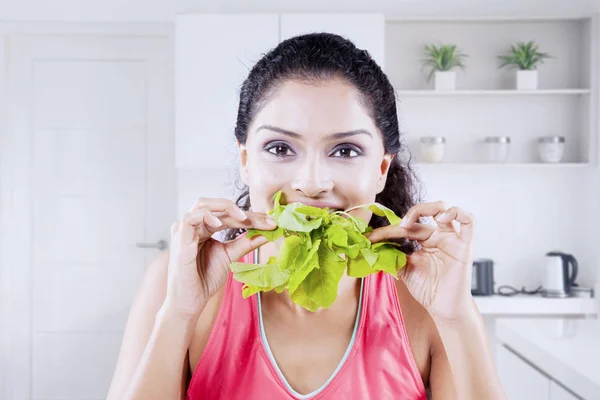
[246,156,296,213]
[247,156,298,186]
[333,167,376,193]
[331,158,381,197]
[331,159,382,222]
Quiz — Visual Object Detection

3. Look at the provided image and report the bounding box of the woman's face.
[239,78,392,223]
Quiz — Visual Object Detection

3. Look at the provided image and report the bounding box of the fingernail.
[437,212,450,222]
[266,217,277,226]
[400,218,409,227]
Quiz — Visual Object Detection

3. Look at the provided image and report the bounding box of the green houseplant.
[498,41,552,90]
[421,43,468,90]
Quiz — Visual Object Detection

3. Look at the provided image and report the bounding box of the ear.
[376,154,394,194]
[238,140,249,185]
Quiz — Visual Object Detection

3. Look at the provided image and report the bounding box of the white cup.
[538,136,565,163]
[420,136,446,163]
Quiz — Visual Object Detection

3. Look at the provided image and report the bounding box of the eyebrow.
[255,125,373,140]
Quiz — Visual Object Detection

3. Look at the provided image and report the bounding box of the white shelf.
[387,18,596,165]
[476,295,597,316]
[386,16,592,23]
[413,162,593,167]
[396,89,591,97]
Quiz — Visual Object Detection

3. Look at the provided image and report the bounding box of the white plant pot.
[516,70,538,90]
[434,71,456,91]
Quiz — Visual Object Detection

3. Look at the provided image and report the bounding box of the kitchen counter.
[475,295,597,316]
[496,318,600,400]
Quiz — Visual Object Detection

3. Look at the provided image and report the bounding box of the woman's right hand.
[162,198,277,319]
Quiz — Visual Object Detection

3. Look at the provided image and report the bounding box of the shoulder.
[147,249,170,278]
[106,249,177,399]
[393,278,435,384]
[393,279,457,397]
[188,277,228,375]
[141,249,229,376]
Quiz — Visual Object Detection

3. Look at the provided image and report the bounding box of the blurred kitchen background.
[1,1,599,399]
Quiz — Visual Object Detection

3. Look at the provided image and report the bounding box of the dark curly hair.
[224,32,423,254]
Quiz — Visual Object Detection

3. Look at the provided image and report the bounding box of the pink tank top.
[186,250,427,399]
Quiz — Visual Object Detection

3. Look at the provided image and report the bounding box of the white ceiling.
[0,0,598,22]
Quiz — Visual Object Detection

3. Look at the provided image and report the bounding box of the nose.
[290,154,334,198]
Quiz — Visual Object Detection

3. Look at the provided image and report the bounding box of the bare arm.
[429,301,507,400]
[106,199,272,400]
[426,310,456,399]
[106,251,196,400]
[370,203,508,399]
[121,305,200,399]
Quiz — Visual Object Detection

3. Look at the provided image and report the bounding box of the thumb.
[224,232,269,263]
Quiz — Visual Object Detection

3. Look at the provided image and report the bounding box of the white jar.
[484,136,511,162]
[538,136,565,163]
[420,136,445,163]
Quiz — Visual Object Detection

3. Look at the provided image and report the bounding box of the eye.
[330,144,362,158]
[265,142,295,158]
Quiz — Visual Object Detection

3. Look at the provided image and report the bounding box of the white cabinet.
[280,13,385,68]
[497,344,550,400]
[549,382,581,400]
[175,14,279,169]
[175,13,386,169]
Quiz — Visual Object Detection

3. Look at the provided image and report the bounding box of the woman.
[107,33,506,399]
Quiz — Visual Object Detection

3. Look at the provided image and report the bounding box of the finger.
[224,232,270,263]
[183,209,277,235]
[366,222,435,244]
[179,208,218,241]
[177,213,198,245]
[400,201,448,229]
[202,210,224,235]
[435,206,475,242]
[190,198,248,222]
[434,209,459,233]
[219,211,277,231]
[170,221,180,237]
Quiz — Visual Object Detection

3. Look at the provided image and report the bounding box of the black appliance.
[472,258,494,296]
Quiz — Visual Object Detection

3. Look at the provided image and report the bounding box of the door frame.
[0,21,173,399]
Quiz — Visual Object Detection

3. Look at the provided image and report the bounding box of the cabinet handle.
[136,239,169,251]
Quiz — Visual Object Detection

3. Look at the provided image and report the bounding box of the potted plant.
[498,41,552,90]
[421,43,468,91]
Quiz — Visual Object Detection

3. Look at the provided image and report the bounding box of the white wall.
[586,121,600,298]
[1,0,597,291]
[0,0,598,22]
[419,166,598,289]
[174,11,600,291]
[177,169,239,215]
[178,165,598,291]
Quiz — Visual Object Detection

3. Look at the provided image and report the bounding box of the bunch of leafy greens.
[229,191,407,312]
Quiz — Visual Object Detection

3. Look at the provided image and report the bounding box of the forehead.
[250,78,377,139]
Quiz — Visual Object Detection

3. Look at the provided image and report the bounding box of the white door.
[2,33,175,400]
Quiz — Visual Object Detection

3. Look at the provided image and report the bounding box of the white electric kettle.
[541,251,579,298]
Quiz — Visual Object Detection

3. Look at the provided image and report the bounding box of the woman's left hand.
[367,201,476,323]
